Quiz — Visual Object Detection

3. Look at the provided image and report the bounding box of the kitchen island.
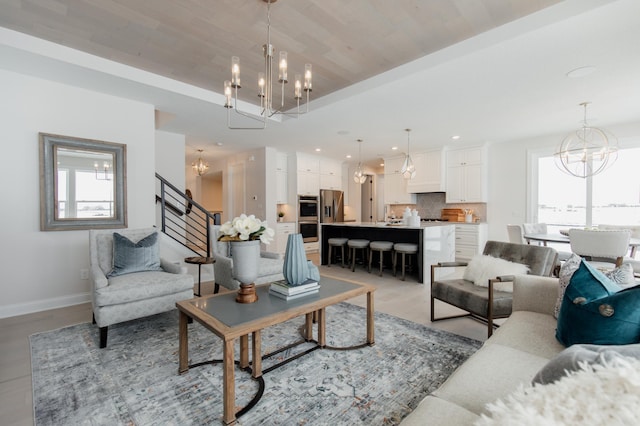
[320,222,455,283]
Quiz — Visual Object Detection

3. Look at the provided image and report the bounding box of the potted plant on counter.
[278,211,285,222]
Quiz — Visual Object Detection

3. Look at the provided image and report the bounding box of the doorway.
[361,175,374,222]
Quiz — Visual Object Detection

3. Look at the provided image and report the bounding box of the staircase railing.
[155,173,219,258]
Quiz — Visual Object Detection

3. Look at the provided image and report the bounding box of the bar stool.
[327,237,348,267]
[368,241,394,276]
[348,239,370,272]
[393,243,418,281]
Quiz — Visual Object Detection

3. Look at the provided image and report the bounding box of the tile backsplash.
[388,192,486,222]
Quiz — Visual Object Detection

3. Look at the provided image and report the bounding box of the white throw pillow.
[475,357,640,426]
[605,263,636,288]
[463,255,529,293]
[554,253,582,318]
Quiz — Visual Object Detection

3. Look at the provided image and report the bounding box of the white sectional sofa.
[401,274,565,425]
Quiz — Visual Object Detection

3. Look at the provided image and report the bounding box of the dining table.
[523,233,640,257]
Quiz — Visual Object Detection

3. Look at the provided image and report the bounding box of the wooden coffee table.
[176,277,375,425]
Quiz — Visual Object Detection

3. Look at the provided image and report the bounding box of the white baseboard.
[0,292,91,319]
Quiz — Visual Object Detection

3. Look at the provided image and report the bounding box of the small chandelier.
[353,139,366,184]
[192,149,209,176]
[224,0,312,129]
[555,102,618,178]
[401,128,416,179]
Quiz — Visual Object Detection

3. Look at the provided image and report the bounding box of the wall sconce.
[94,161,111,180]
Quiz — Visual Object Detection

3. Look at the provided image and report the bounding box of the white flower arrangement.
[217,214,275,244]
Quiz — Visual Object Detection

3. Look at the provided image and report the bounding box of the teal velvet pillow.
[556,260,640,346]
[108,232,163,277]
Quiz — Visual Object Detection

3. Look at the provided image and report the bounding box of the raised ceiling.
[2,0,640,167]
[0,0,560,110]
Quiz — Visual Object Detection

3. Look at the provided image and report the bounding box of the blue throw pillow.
[108,232,163,277]
[556,260,640,346]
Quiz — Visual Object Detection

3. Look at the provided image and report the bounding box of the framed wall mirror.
[39,133,127,231]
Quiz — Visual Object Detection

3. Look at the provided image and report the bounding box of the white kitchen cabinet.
[320,173,341,190]
[297,171,319,195]
[276,152,288,203]
[297,153,320,173]
[383,155,416,204]
[407,148,444,193]
[276,222,295,254]
[276,152,288,172]
[445,146,487,203]
[319,158,342,190]
[296,153,320,195]
[276,170,288,203]
[454,223,488,261]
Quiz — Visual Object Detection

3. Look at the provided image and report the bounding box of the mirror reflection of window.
[55,148,116,220]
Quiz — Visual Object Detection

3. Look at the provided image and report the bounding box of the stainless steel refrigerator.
[319,189,344,223]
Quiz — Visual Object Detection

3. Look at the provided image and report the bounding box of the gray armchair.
[89,228,194,348]
[430,241,558,337]
[210,225,284,292]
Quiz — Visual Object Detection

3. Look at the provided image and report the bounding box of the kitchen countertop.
[321,221,456,229]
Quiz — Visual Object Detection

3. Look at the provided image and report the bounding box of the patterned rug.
[30,302,481,425]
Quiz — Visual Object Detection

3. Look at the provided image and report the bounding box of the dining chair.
[597,225,640,276]
[522,223,547,244]
[568,228,631,269]
[506,224,525,244]
[598,224,640,258]
[522,223,571,272]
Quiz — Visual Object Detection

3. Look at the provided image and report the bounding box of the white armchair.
[89,228,194,348]
[210,225,284,292]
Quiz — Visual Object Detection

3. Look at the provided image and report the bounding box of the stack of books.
[269,279,320,300]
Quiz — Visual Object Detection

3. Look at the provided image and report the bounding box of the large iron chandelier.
[555,102,618,178]
[224,0,312,129]
[401,128,416,179]
[353,139,366,184]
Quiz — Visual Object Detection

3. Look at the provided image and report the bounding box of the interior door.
[361,175,374,222]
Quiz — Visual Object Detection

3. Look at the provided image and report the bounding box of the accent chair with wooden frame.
[430,241,558,337]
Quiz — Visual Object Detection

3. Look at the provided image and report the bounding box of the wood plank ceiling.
[0,0,561,111]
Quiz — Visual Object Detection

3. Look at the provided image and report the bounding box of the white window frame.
[527,138,640,227]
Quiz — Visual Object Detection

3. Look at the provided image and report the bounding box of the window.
[533,147,640,228]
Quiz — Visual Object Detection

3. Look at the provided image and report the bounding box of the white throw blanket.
[475,356,640,425]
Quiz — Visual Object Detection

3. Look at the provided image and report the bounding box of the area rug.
[31,302,481,425]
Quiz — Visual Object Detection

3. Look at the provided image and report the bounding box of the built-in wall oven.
[299,221,319,243]
[298,195,319,242]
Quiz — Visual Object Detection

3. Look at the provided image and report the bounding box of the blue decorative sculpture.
[283,233,320,285]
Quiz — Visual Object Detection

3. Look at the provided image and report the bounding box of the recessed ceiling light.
[346,154,352,159]
[315,148,321,152]
[566,66,596,78]
[216,142,224,146]
[451,135,461,140]
[391,146,398,150]
[379,162,384,167]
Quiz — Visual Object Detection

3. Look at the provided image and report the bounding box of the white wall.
[206,147,270,224]
[487,120,640,243]
[0,69,156,318]
[155,130,186,188]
